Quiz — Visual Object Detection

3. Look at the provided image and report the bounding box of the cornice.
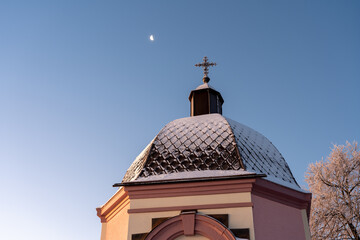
[252,178,312,216]
[96,188,130,223]
[97,177,312,223]
[125,178,256,199]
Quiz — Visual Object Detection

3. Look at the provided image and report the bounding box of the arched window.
[145,213,236,240]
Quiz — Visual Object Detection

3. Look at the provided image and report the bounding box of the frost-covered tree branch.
[305,141,360,240]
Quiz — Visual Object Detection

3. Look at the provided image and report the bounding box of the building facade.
[97,57,311,240]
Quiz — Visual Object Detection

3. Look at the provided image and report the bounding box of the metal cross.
[195,56,217,82]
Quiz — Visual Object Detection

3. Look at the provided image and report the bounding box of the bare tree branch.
[305,142,360,240]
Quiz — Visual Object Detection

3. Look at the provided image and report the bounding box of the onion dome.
[117,57,300,190]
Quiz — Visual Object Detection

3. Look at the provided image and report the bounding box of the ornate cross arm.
[195,56,217,83]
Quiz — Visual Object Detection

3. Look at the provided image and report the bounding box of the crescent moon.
[150,35,154,41]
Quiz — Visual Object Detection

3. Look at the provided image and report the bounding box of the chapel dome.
[120,57,299,190]
[121,113,299,189]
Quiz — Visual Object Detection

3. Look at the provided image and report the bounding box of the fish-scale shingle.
[122,114,299,190]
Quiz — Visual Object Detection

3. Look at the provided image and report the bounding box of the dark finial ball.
[203,76,210,83]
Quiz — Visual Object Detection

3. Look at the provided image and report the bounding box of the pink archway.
[145,212,236,240]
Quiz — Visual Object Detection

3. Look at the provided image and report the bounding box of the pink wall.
[252,194,306,240]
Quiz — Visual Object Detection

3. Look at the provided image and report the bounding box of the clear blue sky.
[0,1,359,239]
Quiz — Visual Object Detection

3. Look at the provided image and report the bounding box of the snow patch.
[132,169,255,182]
[264,175,308,192]
[195,83,216,90]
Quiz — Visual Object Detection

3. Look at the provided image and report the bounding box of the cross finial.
[195,56,217,83]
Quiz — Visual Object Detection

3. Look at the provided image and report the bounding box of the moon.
[149,35,154,41]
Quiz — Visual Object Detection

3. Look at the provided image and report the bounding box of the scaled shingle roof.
[122,114,299,189]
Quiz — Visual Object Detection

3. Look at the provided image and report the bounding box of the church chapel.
[96,57,312,240]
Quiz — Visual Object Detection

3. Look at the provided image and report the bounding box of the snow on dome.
[122,138,155,182]
[133,169,256,183]
[226,117,299,187]
[195,82,216,90]
[121,114,300,190]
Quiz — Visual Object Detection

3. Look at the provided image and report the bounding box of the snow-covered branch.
[305,141,360,240]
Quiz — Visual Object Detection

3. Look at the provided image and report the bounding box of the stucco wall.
[128,210,179,239]
[252,194,310,240]
[101,203,130,240]
[175,235,209,240]
[99,180,310,240]
[130,192,251,209]
[200,208,254,239]
[128,193,254,240]
[127,192,254,240]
